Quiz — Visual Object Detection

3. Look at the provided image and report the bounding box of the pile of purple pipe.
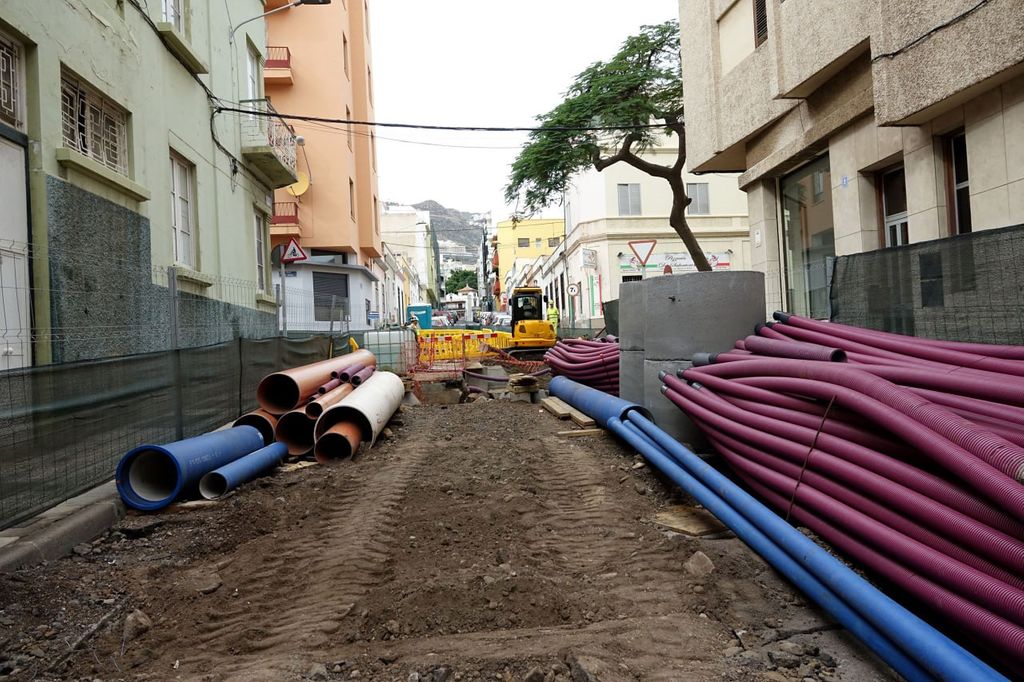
[544,336,620,396]
[663,312,1024,674]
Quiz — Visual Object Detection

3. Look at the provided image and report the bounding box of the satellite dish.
[287,171,310,197]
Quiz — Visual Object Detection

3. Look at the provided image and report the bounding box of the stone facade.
[679,0,1024,316]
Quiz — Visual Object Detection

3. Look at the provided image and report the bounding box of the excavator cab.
[508,287,557,357]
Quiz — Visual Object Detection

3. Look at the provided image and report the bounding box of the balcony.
[240,98,298,188]
[270,201,302,237]
[264,46,292,86]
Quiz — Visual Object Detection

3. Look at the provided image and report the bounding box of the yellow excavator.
[508,286,557,358]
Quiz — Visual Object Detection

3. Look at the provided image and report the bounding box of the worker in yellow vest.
[546,304,560,330]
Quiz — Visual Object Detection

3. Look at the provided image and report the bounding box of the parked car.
[431,316,450,328]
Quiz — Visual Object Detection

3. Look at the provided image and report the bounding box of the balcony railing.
[272,201,300,225]
[265,46,291,69]
[239,98,297,186]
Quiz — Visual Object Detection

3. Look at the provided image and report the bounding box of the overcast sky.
[370,0,679,221]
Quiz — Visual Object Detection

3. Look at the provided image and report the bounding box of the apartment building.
[0,0,305,366]
[493,218,565,310]
[539,144,751,326]
[381,205,442,307]
[265,0,383,333]
[680,0,1024,318]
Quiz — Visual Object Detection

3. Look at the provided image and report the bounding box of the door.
[0,136,30,369]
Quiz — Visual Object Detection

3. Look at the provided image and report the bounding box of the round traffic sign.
[567,284,580,296]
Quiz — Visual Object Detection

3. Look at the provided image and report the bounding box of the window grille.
[0,31,24,131]
[61,71,129,176]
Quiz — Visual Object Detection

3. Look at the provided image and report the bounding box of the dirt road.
[0,400,895,681]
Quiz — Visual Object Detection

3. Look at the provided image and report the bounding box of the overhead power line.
[214,106,670,133]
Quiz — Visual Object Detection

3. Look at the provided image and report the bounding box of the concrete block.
[618,282,646,351]
[0,497,124,572]
[619,350,645,404]
[643,360,708,451]
[643,272,766,361]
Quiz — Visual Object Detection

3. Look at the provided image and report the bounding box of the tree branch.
[592,133,673,178]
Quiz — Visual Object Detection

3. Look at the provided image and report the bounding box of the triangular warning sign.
[281,237,307,263]
[628,239,657,267]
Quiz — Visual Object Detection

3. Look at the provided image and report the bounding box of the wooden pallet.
[540,396,572,419]
[557,428,606,438]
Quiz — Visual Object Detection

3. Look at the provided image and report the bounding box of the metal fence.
[829,223,1024,344]
[0,335,332,530]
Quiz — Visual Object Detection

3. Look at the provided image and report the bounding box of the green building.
[0,0,313,366]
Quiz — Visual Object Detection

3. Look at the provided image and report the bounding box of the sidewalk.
[0,481,124,572]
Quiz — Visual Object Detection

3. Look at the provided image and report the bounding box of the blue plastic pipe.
[548,377,1005,682]
[198,442,288,500]
[116,426,265,511]
[614,418,932,681]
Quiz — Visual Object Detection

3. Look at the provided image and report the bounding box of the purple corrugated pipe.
[667,383,1024,575]
[688,360,1024,491]
[318,378,342,395]
[743,335,847,362]
[700,421,1024,590]
[665,373,1024,537]
[777,313,1024,375]
[734,465,1024,675]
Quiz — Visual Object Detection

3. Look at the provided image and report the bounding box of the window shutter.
[313,272,350,321]
[754,0,768,46]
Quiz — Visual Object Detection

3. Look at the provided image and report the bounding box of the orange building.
[264,0,383,329]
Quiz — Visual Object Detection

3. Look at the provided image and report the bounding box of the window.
[535,238,542,248]
[686,183,710,215]
[342,33,349,78]
[349,178,355,218]
[753,0,768,47]
[254,209,267,291]
[622,275,643,283]
[346,105,353,149]
[881,166,909,248]
[162,0,185,33]
[61,70,129,175]
[617,183,641,216]
[367,66,373,101]
[548,237,560,247]
[948,132,972,235]
[313,271,350,321]
[246,46,260,102]
[373,196,379,234]
[170,152,196,267]
[365,298,372,325]
[812,170,826,203]
[517,238,529,248]
[370,132,377,170]
[0,30,25,132]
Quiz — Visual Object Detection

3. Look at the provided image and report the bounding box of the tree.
[505,20,711,271]
[445,268,478,295]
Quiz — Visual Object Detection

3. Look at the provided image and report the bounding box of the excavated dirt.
[0,399,897,681]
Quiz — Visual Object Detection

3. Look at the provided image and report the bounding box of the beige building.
[536,143,750,326]
[680,0,1024,317]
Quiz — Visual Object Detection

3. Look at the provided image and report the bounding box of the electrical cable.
[214,105,676,133]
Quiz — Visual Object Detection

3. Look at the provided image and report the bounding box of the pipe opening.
[257,375,300,413]
[276,411,315,455]
[199,472,228,500]
[314,432,356,463]
[306,402,324,418]
[127,449,178,502]
[233,414,275,445]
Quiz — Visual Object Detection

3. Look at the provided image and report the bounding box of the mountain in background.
[412,200,485,252]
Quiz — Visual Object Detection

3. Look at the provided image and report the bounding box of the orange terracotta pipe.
[305,383,355,419]
[232,409,278,445]
[274,409,317,456]
[257,350,376,414]
[314,422,363,463]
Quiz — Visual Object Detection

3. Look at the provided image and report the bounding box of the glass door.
[780,155,835,319]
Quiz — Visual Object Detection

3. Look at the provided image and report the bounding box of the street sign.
[368,311,380,320]
[628,239,657,267]
[567,283,580,296]
[281,238,307,264]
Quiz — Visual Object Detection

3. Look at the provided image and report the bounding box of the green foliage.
[505,20,683,214]
[445,268,478,295]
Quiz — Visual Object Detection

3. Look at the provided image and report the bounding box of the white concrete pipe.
[313,371,404,449]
